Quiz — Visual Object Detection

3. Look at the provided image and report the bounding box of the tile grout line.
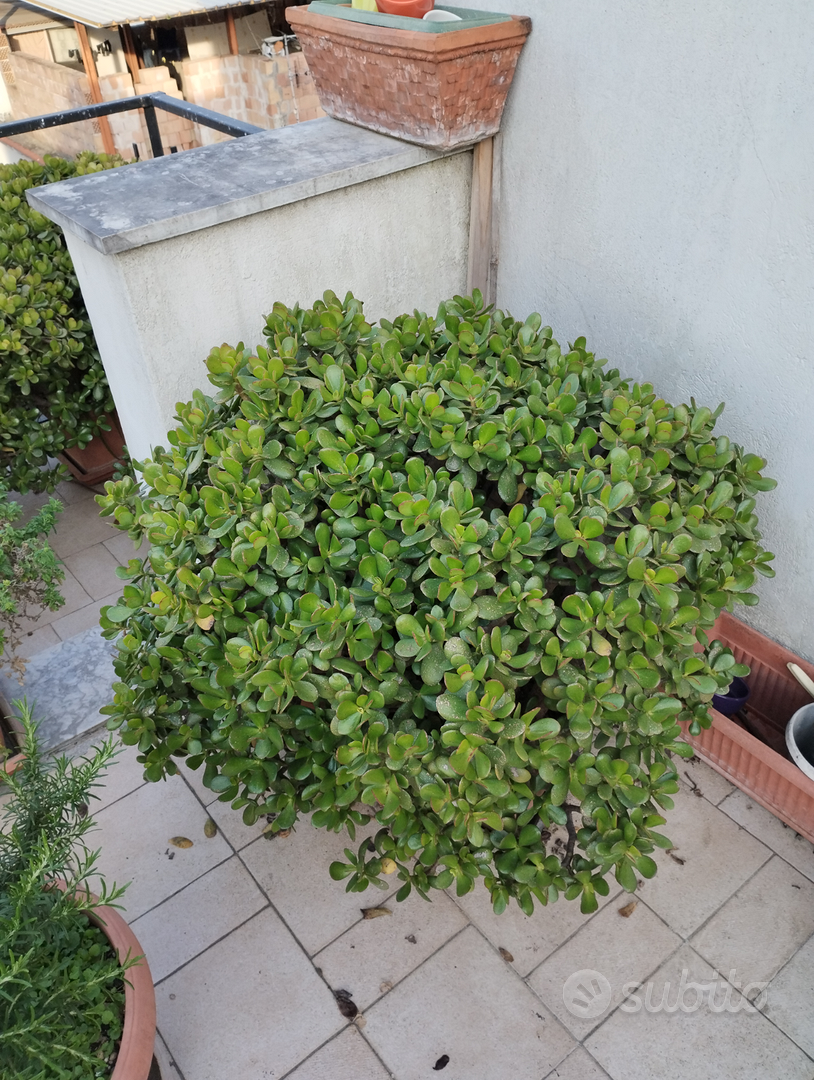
[151,904,272,987]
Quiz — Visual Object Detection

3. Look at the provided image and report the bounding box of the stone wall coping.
[27,117,462,255]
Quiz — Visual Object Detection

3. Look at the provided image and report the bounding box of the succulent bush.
[98,291,776,914]
[0,153,122,494]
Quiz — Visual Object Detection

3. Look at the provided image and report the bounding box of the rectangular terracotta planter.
[286,4,531,150]
[682,611,814,843]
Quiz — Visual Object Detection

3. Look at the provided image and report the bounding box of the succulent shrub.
[97,291,775,914]
[0,153,122,494]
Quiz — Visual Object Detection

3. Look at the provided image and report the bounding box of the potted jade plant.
[0,485,65,771]
[0,707,156,1078]
[285,3,531,150]
[97,290,776,915]
[0,153,126,494]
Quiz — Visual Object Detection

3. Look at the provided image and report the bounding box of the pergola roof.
[0,0,262,29]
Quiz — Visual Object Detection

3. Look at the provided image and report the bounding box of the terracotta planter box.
[59,410,126,488]
[682,611,814,843]
[286,4,531,149]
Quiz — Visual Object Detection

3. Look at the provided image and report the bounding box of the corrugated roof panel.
[0,0,273,28]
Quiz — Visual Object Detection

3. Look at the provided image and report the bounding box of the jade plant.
[0,153,122,494]
[97,291,775,914]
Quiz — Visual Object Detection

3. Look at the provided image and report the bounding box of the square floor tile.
[179,761,220,806]
[634,788,771,938]
[364,926,576,1080]
[15,624,60,661]
[544,1047,611,1080]
[153,1032,183,1080]
[452,876,621,977]
[285,1026,393,1080]
[52,590,122,641]
[205,795,269,849]
[527,896,681,1039]
[49,499,120,559]
[691,856,814,987]
[64,542,126,601]
[679,756,736,806]
[586,944,814,1080]
[313,888,467,1009]
[130,856,268,982]
[762,932,814,1058]
[88,739,147,811]
[55,478,99,506]
[93,776,232,919]
[102,531,144,567]
[16,567,92,633]
[719,789,814,882]
[240,815,397,955]
[158,908,345,1080]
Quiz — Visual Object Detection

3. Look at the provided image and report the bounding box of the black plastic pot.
[712,676,750,717]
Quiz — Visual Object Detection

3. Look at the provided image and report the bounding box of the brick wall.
[5,51,102,159]
[132,66,198,157]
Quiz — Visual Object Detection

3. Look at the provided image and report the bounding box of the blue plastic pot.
[712,676,750,717]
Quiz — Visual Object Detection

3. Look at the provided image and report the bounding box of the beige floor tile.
[544,1047,611,1080]
[17,568,92,632]
[680,756,736,805]
[719,788,814,882]
[55,479,99,506]
[205,795,269,849]
[15,624,60,660]
[179,761,221,806]
[131,856,268,982]
[51,590,122,641]
[313,888,468,1010]
[240,815,397,955]
[634,788,771,938]
[158,908,345,1080]
[93,776,232,920]
[64,543,126,601]
[585,944,814,1080]
[691,856,814,987]
[152,1032,182,1080]
[49,499,120,559]
[762,933,814,1058]
[103,531,144,566]
[8,488,57,524]
[364,926,576,1080]
[527,896,681,1040]
[89,740,147,812]
[452,875,621,977]
[285,1026,394,1080]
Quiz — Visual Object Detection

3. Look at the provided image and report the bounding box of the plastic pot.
[377,0,434,16]
[786,704,814,783]
[711,675,750,717]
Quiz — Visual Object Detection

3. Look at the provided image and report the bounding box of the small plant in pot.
[97,291,776,915]
[0,706,156,1078]
[0,153,124,494]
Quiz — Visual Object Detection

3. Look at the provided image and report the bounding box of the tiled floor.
[6,482,814,1080]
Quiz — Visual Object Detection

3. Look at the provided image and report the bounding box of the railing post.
[143,103,164,158]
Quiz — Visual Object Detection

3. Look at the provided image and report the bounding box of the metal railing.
[0,91,264,159]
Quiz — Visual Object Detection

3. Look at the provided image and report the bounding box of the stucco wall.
[63,151,471,464]
[485,0,814,658]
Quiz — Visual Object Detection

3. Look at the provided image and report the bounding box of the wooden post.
[466,136,499,305]
[74,21,116,155]
[119,23,141,83]
[225,9,239,56]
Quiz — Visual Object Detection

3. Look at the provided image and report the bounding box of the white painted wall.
[63,152,471,464]
[484,0,814,658]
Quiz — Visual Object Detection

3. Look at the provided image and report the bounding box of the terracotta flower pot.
[286,4,531,150]
[0,693,25,776]
[59,411,126,488]
[682,611,814,843]
[87,902,157,1080]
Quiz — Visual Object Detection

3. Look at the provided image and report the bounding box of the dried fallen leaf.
[203,819,217,839]
[668,848,685,865]
[262,822,291,839]
[334,989,358,1019]
[381,858,397,874]
[355,1015,367,1030]
[498,947,514,963]
[195,614,215,631]
[618,901,638,918]
[361,906,392,920]
[169,836,193,849]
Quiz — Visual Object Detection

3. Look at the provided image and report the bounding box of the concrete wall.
[3,51,101,158]
[59,147,471,462]
[483,0,814,659]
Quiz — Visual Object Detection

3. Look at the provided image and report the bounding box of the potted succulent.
[0,706,156,1078]
[97,290,776,915]
[0,154,125,494]
[285,2,532,150]
[0,484,65,771]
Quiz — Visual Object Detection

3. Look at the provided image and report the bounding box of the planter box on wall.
[682,612,814,843]
[285,4,531,150]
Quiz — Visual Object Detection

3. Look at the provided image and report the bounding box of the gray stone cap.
[27,118,461,255]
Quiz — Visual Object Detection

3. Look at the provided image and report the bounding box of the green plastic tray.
[305,0,512,33]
